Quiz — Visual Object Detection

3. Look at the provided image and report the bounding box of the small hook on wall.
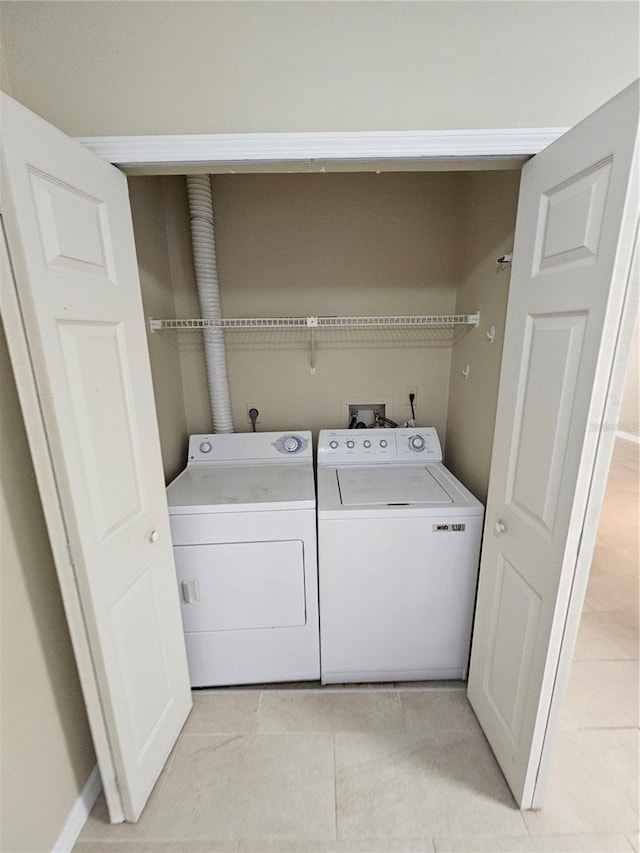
[486,326,496,343]
[462,365,471,380]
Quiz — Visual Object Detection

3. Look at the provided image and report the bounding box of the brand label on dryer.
[432,523,466,532]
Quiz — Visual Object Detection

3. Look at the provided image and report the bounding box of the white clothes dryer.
[317,428,484,684]
[167,432,320,687]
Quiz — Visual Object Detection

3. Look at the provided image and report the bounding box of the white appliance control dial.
[329,440,339,449]
[380,439,388,448]
[363,440,371,448]
[408,434,426,452]
[346,440,355,449]
[274,434,309,454]
[199,441,212,453]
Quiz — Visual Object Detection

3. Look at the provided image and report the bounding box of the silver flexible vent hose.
[186,175,234,433]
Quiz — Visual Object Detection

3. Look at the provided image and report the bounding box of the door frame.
[3,121,635,815]
[77,123,640,808]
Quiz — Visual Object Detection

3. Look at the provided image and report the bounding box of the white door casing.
[0,93,192,821]
[468,81,639,807]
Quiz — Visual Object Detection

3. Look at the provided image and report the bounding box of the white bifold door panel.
[0,94,192,822]
[468,81,639,808]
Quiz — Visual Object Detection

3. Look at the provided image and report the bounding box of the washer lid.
[167,464,315,513]
[337,466,453,506]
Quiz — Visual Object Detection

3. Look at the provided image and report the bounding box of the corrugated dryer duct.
[186,175,234,433]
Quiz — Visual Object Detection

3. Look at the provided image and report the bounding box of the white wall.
[1,1,638,137]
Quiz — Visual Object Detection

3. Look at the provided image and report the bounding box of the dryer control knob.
[409,434,426,452]
[363,440,371,448]
[346,440,355,449]
[199,441,212,453]
[380,439,388,448]
[329,440,339,449]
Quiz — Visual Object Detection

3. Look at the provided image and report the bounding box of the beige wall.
[445,171,521,503]
[0,324,96,853]
[129,176,189,482]
[1,2,638,137]
[619,323,639,437]
[166,172,465,440]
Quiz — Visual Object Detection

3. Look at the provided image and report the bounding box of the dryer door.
[174,539,307,632]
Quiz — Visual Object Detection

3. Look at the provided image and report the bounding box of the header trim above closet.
[76,129,568,175]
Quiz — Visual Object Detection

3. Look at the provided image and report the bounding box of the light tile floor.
[75,440,639,853]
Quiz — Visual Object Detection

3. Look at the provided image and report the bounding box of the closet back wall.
[131,172,466,446]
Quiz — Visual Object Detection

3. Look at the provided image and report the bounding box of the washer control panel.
[318,428,442,465]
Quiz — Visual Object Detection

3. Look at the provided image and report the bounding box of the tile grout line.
[332,733,339,842]
[397,685,410,732]
[255,689,264,733]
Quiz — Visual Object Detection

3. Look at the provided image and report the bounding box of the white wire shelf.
[149,313,480,332]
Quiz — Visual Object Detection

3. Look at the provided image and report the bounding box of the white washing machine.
[317,428,484,684]
[166,432,320,687]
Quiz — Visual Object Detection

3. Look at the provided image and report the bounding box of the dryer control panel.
[187,431,311,465]
[318,428,442,465]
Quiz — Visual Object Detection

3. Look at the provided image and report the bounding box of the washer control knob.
[346,440,355,449]
[284,436,301,453]
[409,434,426,452]
[380,439,388,448]
[329,440,339,449]
[363,440,371,449]
[199,441,212,453]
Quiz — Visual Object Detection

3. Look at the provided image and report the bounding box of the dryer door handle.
[181,580,201,604]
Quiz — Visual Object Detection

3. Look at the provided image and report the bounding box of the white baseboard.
[617,430,640,444]
[53,765,102,853]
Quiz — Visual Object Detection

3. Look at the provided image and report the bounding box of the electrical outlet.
[405,386,419,405]
[246,403,261,424]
